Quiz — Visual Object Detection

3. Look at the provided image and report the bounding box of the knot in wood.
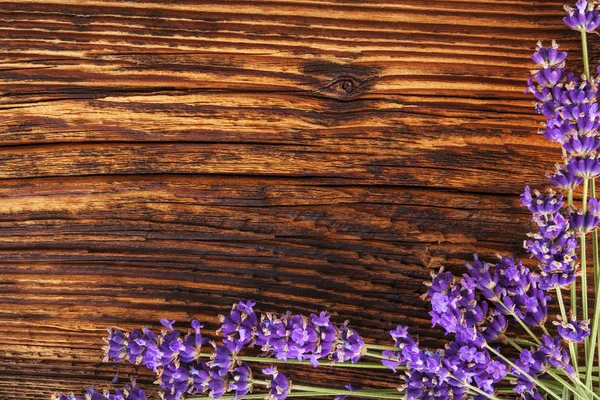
[328,76,361,99]
[303,61,381,101]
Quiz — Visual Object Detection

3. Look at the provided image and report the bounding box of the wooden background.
[0,0,590,398]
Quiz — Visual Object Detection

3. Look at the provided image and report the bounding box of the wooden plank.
[0,0,583,398]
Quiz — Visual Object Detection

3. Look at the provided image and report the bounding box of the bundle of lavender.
[52,1,600,399]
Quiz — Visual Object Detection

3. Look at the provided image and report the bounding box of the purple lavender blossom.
[425,261,507,343]
[402,347,466,400]
[383,326,505,399]
[128,327,163,372]
[531,40,567,68]
[209,345,234,377]
[52,383,146,400]
[158,319,184,368]
[564,0,600,31]
[189,362,228,399]
[104,328,127,363]
[263,366,291,400]
[332,322,366,363]
[159,363,190,400]
[308,311,338,366]
[219,300,258,354]
[381,325,420,372]
[569,197,600,233]
[520,186,563,215]
[539,334,575,375]
[180,319,208,364]
[512,348,544,394]
[256,312,319,362]
[567,157,600,179]
[228,361,253,398]
[549,163,583,190]
[522,187,578,289]
[525,42,568,124]
[554,314,591,342]
[126,385,147,400]
[444,340,506,395]
[512,335,575,394]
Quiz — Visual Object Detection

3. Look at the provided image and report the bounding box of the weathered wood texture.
[0,0,590,398]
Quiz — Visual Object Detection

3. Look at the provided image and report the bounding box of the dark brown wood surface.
[0,0,589,398]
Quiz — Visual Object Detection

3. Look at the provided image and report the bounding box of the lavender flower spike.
[564,0,600,32]
[554,313,591,343]
[218,300,258,354]
[569,197,600,233]
[52,383,146,400]
[104,328,127,363]
[263,365,292,400]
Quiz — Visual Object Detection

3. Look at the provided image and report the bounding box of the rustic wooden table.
[0,0,584,398]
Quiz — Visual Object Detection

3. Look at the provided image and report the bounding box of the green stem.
[582,30,591,80]
[547,370,589,400]
[588,177,600,392]
[585,279,600,390]
[364,351,388,360]
[540,324,550,336]
[461,382,502,400]
[365,344,400,351]
[582,178,590,361]
[593,179,599,289]
[485,344,572,400]
[592,179,600,392]
[505,337,522,351]
[557,287,581,377]
[568,186,579,369]
[508,335,586,400]
[497,300,540,344]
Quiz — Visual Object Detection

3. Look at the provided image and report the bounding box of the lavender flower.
[520,186,563,215]
[180,319,208,364]
[444,340,506,395]
[554,314,591,342]
[525,42,568,124]
[531,40,568,68]
[564,0,600,31]
[228,361,253,398]
[219,300,258,354]
[549,163,583,191]
[256,312,319,362]
[567,157,600,179]
[539,334,575,375]
[209,345,234,377]
[569,197,600,233]
[189,362,227,399]
[425,261,507,342]
[104,328,127,363]
[308,311,338,366]
[256,310,351,366]
[523,187,579,289]
[512,335,575,395]
[263,366,292,400]
[332,322,366,363]
[381,325,420,372]
[52,383,146,400]
[512,348,544,394]
[159,363,190,400]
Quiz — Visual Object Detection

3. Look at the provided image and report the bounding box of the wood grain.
[0,0,589,398]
